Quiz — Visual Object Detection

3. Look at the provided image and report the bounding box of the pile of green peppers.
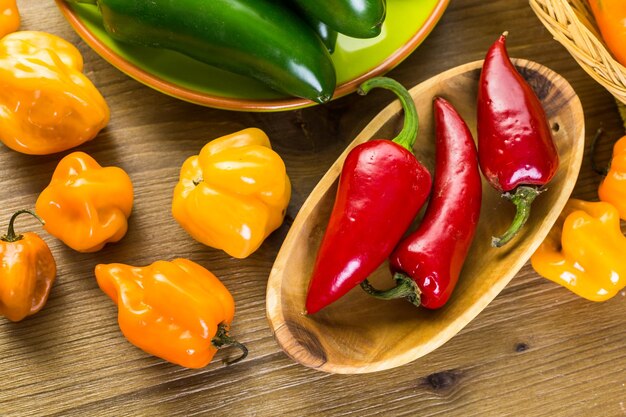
[68,0,387,103]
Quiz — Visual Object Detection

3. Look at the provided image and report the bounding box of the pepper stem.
[211,322,248,365]
[1,210,45,243]
[590,128,609,176]
[357,77,419,152]
[360,273,421,308]
[492,186,543,248]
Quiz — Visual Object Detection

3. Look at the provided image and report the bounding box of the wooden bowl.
[266,59,585,374]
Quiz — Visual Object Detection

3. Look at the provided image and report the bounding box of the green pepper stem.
[357,77,419,152]
[211,322,248,365]
[590,128,609,176]
[1,210,45,243]
[360,273,421,307]
[492,186,543,248]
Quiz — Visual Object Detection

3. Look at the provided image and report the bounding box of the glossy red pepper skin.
[388,98,482,309]
[362,97,481,309]
[477,32,558,247]
[305,77,432,315]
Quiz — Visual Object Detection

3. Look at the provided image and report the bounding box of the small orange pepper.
[172,128,291,258]
[531,199,626,301]
[0,0,19,38]
[95,259,247,368]
[36,152,133,253]
[588,0,626,67]
[0,31,109,155]
[598,135,626,220]
[0,210,56,322]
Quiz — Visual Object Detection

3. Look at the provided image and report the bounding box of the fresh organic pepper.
[360,97,482,309]
[289,0,386,39]
[0,31,109,155]
[530,199,626,302]
[0,0,19,38]
[172,128,291,259]
[305,77,432,315]
[36,152,133,253]
[478,32,559,247]
[95,259,247,368]
[0,210,56,322]
[598,135,626,220]
[588,0,626,67]
[67,0,336,103]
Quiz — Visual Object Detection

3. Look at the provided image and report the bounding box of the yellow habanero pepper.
[531,199,626,301]
[95,259,247,368]
[36,152,133,253]
[588,0,626,67]
[0,0,19,39]
[0,31,109,155]
[598,135,626,220]
[172,128,291,259]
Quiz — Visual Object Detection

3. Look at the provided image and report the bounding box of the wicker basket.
[530,0,626,106]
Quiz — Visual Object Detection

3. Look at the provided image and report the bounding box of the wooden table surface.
[2,1,625,416]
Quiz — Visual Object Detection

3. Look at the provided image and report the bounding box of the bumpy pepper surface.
[36,152,133,253]
[598,135,626,220]
[305,77,432,314]
[0,210,56,322]
[477,32,558,247]
[95,259,247,368]
[173,128,291,259]
[588,0,626,67]
[0,31,109,155]
[0,0,19,38]
[361,97,482,309]
[531,199,626,302]
[66,0,336,103]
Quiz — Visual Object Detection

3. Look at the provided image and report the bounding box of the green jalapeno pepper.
[67,0,336,103]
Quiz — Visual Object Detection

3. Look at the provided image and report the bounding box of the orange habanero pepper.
[0,210,56,322]
[598,135,626,220]
[589,0,626,67]
[172,128,291,258]
[0,0,19,38]
[0,31,109,155]
[95,259,247,368]
[36,152,133,253]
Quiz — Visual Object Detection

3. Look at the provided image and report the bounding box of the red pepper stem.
[357,77,418,152]
[211,322,248,365]
[360,273,421,308]
[1,209,45,243]
[492,185,543,248]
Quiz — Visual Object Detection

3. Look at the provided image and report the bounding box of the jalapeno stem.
[360,273,421,307]
[357,77,419,152]
[212,322,248,365]
[1,210,45,243]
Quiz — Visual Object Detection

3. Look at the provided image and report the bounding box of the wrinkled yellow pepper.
[36,152,134,253]
[598,135,626,220]
[0,0,19,38]
[531,199,626,301]
[0,31,109,155]
[172,128,291,259]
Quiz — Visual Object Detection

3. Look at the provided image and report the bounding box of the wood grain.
[267,59,585,374]
[1,0,625,416]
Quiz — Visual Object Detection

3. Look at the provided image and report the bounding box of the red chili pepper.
[305,77,432,315]
[360,97,482,309]
[478,32,558,247]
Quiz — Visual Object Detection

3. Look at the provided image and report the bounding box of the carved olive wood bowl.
[266,59,585,374]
